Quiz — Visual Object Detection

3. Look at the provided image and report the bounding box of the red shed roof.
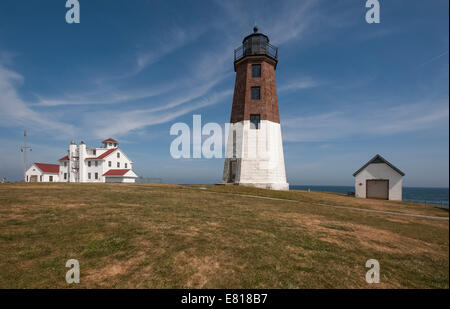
[102,138,118,144]
[58,155,69,161]
[34,163,60,174]
[85,148,117,160]
[103,169,130,176]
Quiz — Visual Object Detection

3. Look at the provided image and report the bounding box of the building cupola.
[102,138,119,149]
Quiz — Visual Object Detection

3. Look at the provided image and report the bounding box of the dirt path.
[192,188,449,221]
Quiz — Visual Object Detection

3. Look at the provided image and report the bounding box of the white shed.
[353,154,405,201]
[25,163,60,182]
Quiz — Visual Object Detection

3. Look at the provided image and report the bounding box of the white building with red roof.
[25,163,60,182]
[26,138,138,183]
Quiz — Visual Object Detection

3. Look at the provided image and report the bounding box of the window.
[26,176,28,182]
[64,162,67,167]
[88,161,91,167]
[250,114,260,129]
[252,64,261,77]
[108,161,111,167]
[117,152,120,158]
[95,161,98,167]
[88,173,91,179]
[49,176,53,182]
[117,162,120,168]
[251,86,260,100]
[40,175,43,182]
[93,150,96,156]
[64,173,67,180]
[109,143,112,147]
[95,173,98,180]
[125,163,128,168]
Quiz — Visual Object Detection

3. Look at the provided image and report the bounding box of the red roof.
[58,155,69,161]
[85,148,117,161]
[102,138,119,144]
[103,169,130,176]
[34,163,60,174]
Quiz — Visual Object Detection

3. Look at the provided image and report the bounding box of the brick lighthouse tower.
[222,27,289,190]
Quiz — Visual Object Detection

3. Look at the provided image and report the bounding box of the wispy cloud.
[214,0,318,46]
[283,100,449,142]
[266,0,317,45]
[33,82,176,107]
[0,64,75,136]
[1,0,323,140]
[1,45,229,140]
[278,77,321,93]
[420,50,449,67]
[89,89,233,138]
[134,26,205,75]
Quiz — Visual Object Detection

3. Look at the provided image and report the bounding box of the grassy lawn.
[0,183,448,288]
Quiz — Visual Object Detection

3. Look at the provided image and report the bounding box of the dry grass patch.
[0,183,448,288]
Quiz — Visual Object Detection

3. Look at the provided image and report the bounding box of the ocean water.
[290,185,449,206]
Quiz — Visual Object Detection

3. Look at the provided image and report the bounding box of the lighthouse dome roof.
[242,26,269,44]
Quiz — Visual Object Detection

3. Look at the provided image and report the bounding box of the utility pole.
[21,130,32,182]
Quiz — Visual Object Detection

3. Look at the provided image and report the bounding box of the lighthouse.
[222,27,289,190]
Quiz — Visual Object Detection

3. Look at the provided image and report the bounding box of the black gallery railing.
[234,42,278,62]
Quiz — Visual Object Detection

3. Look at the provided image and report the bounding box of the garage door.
[366,180,389,200]
[30,175,38,182]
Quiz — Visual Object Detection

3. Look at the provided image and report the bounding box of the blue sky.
[0,0,448,187]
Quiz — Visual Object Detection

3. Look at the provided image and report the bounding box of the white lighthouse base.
[222,120,289,191]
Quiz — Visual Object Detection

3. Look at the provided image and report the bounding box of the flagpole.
[22,130,32,182]
[24,130,27,182]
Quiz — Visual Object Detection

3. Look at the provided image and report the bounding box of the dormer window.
[93,150,96,156]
